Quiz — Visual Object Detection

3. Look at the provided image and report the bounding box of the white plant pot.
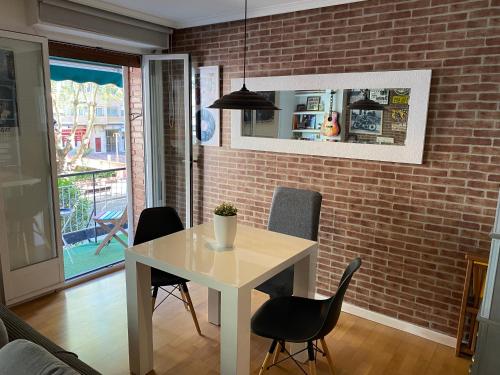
[213,214,237,249]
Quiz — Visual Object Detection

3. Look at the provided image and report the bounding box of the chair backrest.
[316,258,362,339]
[267,186,322,241]
[133,207,184,246]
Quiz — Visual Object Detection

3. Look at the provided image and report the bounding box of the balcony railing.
[58,167,127,246]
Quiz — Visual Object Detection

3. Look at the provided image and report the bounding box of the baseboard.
[315,293,456,348]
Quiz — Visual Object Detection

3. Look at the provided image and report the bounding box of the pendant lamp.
[349,89,384,110]
[208,0,280,110]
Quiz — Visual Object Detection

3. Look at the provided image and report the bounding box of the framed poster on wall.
[0,49,18,129]
[195,66,220,146]
[369,89,389,105]
[349,109,383,135]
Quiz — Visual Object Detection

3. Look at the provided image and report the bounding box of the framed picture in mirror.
[369,89,389,105]
[306,96,320,111]
[348,90,365,104]
[349,109,383,135]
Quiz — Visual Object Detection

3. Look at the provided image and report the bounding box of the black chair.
[256,187,322,298]
[251,258,362,375]
[134,207,201,335]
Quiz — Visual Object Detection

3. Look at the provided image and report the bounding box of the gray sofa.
[0,304,100,375]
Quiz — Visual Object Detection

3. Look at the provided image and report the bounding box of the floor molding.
[316,293,456,348]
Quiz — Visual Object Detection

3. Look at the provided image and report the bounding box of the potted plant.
[213,202,238,248]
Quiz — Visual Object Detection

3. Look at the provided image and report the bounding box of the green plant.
[214,202,237,216]
[58,177,92,234]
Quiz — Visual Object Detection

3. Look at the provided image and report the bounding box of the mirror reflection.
[242,88,411,146]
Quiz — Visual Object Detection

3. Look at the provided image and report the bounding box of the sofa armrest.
[0,304,101,375]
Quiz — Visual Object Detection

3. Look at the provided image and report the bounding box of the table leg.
[291,249,318,362]
[126,257,153,375]
[208,287,221,325]
[220,287,251,375]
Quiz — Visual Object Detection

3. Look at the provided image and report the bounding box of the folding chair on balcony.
[93,207,128,255]
[60,207,74,263]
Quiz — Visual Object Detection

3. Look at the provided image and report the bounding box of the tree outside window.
[51,80,124,173]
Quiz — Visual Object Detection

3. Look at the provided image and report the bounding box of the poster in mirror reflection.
[0,49,18,129]
[0,48,19,169]
[241,88,411,146]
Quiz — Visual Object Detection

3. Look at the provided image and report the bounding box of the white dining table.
[125,222,318,375]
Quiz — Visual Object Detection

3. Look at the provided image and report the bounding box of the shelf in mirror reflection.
[292,129,320,133]
[293,111,325,115]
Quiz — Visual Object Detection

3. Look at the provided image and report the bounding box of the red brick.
[171,0,500,339]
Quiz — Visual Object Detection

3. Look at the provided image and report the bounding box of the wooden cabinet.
[456,251,489,356]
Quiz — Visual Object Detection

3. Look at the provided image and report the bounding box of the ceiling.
[71,0,362,29]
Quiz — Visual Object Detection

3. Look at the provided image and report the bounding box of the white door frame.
[122,68,135,245]
[142,54,192,227]
[0,29,64,305]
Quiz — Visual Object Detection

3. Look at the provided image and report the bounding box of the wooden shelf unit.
[455,251,489,357]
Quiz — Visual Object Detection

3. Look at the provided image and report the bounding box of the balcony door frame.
[47,44,139,285]
[0,30,64,305]
[142,54,193,227]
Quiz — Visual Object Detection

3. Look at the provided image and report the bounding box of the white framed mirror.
[230,70,432,164]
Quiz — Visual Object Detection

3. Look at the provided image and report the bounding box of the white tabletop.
[126,222,317,290]
[126,222,318,374]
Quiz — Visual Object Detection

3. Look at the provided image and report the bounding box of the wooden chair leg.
[179,287,190,311]
[320,337,335,375]
[308,341,317,375]
[152,286,159,312]
[272,340,282,364]
[259,340,277,375]
[181,283,202,336]
[308,360,317,375]
[94,222,118,255]
[112,233,128,248]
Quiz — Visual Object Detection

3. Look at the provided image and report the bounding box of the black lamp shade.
[208,0,280,111]
[349,90,385,110]
[349,98,385,110]
[208,84,280,110]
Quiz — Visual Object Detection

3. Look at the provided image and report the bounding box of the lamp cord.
[243,0,247,87]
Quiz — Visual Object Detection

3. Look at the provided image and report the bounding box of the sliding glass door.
[0,31,63,304]
[142,54,192,227]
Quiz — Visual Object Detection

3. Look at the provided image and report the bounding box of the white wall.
[0,0,35,33]
[0,0,150,54]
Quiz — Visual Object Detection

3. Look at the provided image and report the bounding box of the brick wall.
[173,0,500,336]
[128,67,145,227]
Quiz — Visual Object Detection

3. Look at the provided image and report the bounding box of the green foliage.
[58,177,92,234]
[214,202,238,216]
[51,79,124,173]
[60,169,117,182]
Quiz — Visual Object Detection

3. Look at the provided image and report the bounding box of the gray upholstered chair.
[256,186,322,298]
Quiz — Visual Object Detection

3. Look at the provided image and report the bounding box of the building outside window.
[96,107,105,117]
[107,106,121,116]
[106,129,118,153]
[78,106,88,116]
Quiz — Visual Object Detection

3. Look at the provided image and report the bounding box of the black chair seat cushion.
[256,267,294,298]
[251,296,327,343]
[151,268,187,287]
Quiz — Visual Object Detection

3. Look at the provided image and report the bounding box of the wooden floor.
[12,270,470,375]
